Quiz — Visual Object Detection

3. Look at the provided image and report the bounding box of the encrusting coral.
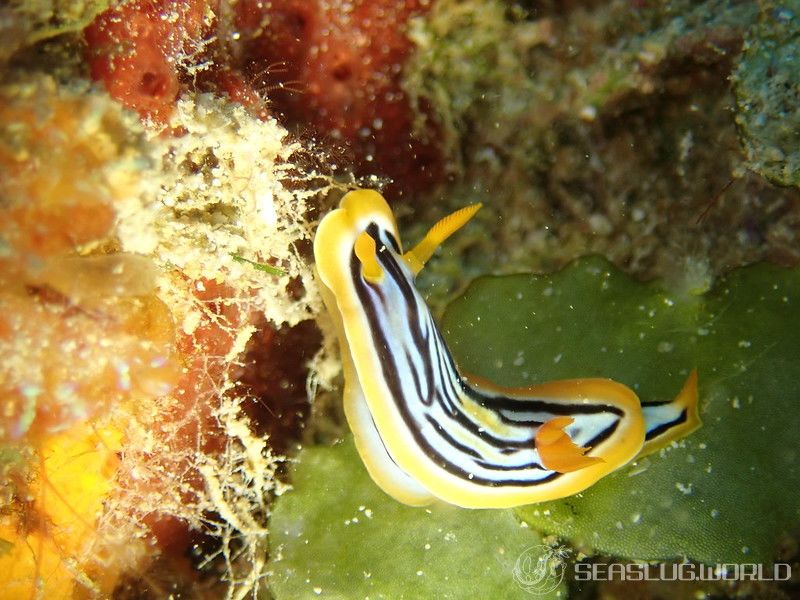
[231,0,444,199]
[0,70,333,598]
[0,74,178,446]
[0,74,179,598]
[401,0,800,313]
[82,0,445,199]
[733,0,800,188]
[109,93,335,599]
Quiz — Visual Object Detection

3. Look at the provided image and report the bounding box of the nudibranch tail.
[640,369,702,456]
[535,416,605,473]
[403,203,482,275]
[314,189,702,509]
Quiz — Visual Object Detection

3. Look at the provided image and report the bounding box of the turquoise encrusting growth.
[733,0,800,187]
[442,256,800,563]
[314,190,701,508]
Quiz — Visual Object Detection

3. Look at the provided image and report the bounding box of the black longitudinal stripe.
[430,323,462,416]
[427,321,544,428]
[401,301,435,410]
[472,419,620,472]
[371,252,541,451]
[476,386,626,416]
[641,399,673,407]
[424,415,482,459]
[430,325,627,420]
[352,226,627,487]
[378,396,619,479]
[645,408,688,441]
[585,419,619,449]
[377,233,493,427]
[419,321,438,407]
[405,349,434,406]
[438,403,538,450]
[373,237,558,445]
[372,269,535,450]
[352,250,554,486]
[387,255,454,421]
[384,230,401,254]
[373,227,430,360]
[371,411,404,470]
[474,458,544,471]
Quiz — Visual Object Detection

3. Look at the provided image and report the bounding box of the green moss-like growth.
[733,1,800,188]
[441,256,800,564]
[403,0,800,298]
[404,0,539,174]
[1,1,111,61]
[268,438,565,600]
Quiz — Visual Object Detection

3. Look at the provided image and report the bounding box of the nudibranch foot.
[317,267,435,507]
[314,189,703,509]
[346,378,436,507]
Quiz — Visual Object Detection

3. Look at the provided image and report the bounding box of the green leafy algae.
[230,253,287,276]
[270,256,798,595]
[441,256,799,564]
[268,438,565,600]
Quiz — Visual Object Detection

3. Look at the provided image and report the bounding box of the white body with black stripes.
[315,190,701,508]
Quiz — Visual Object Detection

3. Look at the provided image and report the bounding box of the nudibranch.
[314,189,701,509]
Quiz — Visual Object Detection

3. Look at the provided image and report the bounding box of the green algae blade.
[230,253,287,276]
[268,437,565,600]
[441,256,800,564]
